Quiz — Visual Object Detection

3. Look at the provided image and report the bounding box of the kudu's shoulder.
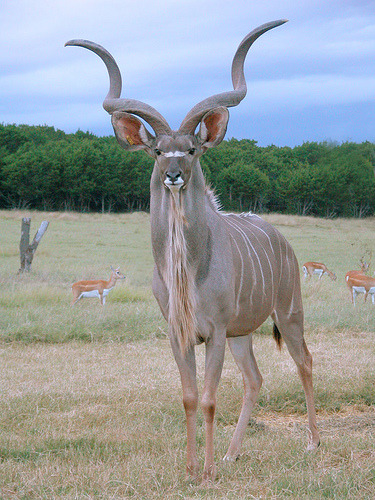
[218,211,297,263]
[220,212,286,243]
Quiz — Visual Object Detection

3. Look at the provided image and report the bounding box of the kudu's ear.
[197,107,229,150]
[111,111,154,152]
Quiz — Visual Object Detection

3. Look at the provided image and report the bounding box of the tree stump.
[19,218,49,273]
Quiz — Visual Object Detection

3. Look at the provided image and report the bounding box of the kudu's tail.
[273,323,283,351]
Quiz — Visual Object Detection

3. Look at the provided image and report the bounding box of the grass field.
[0,210,374,498]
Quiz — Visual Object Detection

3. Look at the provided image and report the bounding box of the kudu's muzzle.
[164,158,184,190]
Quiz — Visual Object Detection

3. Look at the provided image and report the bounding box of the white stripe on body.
[224,212,298,324]
[234,214,275,302]
[243,216,276,257]
[285,240,296,315]
[229,234,245,315]
[275,230,283,289]
[223,214,266,309]
[224,216,259,309]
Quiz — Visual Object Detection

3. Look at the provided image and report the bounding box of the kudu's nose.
[166,170,182,184]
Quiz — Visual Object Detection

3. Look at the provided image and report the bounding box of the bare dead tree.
[19,218,49,273]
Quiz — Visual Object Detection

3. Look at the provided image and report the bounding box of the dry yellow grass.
[0,210,374,497]
[0,331,374,498]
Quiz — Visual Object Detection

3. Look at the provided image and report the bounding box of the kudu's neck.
[150,159,209,352]
[150,160,209,274]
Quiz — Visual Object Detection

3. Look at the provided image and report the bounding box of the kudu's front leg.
[169,335,199,479]
[201,332,226,481]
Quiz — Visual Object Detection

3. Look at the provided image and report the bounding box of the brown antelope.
[71,267,125,305]
[344,259,370,305]
[66,20,320,481]
[346,259,370,279]
[302,262,336,281]
[345,268,375,306]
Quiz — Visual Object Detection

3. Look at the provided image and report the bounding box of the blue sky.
[1,0,374,146]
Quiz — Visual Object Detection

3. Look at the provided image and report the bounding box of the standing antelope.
[66,20,320,481]
[302,262,336,281]
[345,271,375,306]
[71,267,125,305]
[345,259,370,305]
[346,259,370,279]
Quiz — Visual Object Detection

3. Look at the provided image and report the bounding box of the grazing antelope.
[302,262,336,281]
[71,267,125,305]
[66,20,320,481]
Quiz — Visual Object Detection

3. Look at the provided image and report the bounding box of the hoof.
[306,440,320,452]
[202,464,217,482]
[223,454,239,462]
[186,463,200,483]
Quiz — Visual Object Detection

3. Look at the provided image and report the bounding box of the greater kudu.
[66,20,320,481]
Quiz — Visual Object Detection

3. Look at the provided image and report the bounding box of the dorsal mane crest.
[205,186,222,212]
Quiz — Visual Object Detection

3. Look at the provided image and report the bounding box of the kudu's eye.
[155,148,162,156]
[188,148,196,155]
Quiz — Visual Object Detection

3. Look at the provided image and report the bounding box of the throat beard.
[167,190,197,354]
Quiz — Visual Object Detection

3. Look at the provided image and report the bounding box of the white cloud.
[0,0,374,145]
[242,74,375,114]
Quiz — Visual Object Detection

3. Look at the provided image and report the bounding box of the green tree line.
[1,123,374,217]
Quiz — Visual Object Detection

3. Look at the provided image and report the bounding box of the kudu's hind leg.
[223,334,262,461]
[272,311,320,450]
